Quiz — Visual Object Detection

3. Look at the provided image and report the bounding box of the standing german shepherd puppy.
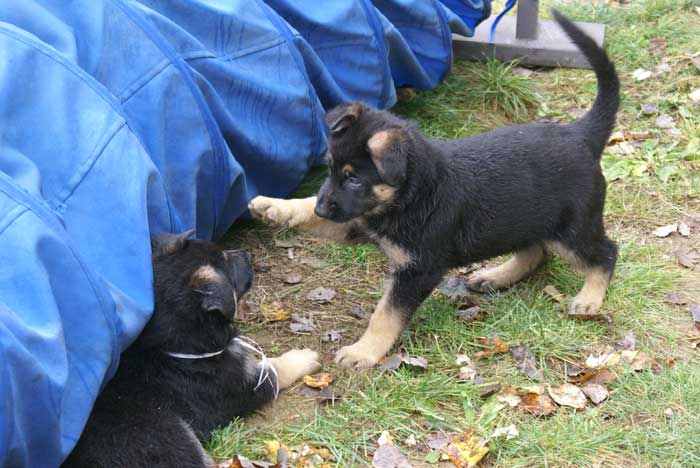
[250,10,619,370]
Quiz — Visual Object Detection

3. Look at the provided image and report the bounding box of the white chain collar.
[163,335,279,399]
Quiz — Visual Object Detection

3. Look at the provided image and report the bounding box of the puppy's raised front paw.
[466,269,501,292]
[248,196,312,228]
[271,348,321,389]
[334,342,382,370]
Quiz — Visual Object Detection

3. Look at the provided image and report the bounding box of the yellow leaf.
[263,440,290,462]
[303,373,335,389]
[261,301,291,322]
[445,431,489,468]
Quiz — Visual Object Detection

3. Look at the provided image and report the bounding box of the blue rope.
[489,0,518,43]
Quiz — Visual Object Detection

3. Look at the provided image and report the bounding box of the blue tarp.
[0,1,490,466]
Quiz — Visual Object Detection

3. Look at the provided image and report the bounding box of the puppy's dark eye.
[345,174,361,187]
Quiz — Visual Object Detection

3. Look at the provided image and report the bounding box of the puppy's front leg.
[248,196,355,243]
[335,269,445,370]
[268,349,321,389]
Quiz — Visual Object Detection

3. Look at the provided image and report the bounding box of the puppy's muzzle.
[314,196,337,220]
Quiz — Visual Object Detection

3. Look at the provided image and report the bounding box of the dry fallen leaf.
[306,287,336,303]
[476,383,502,398]
[576,368,618,386]
[647,37,667,57]
[261,302,291,322]
[691,304,700,323]
[682,212,700,230]
[372,444,412,468]
[489,424,519,440]
[303,373,335,389]
[585,352,621,369]
[653,223,678,237]
[219,455,277,468]
[496,385,521,407]
[298,256,324,268]
[457,305,484,323]
[378,431,393,446]
[687,323,700,349]
[689,89,700,103]
[379,352,428,371]
[666,293,689,305]
[620,350,661,372]
[543,285,566,303]
[445,431,489,468]
[349,305,370,320]
[455,354,478,381]
[655,115,676,129]
[654,62,672,75]
[548,383,587,409]
[678,221,691,237]
[236,301,254,321]
[438,277,471,298]
[632,68,652,81]
[264,441,290,464]
[404,435,417,446]
[299,385,341,403]
[674,250,697,269]
[640,103,659,115]
[474,334,509,359]
[283,272,303,284]
[426,432,455,451]
[608,130,626,144]
[581,383,609,404]
[510,345,543,381]
[519,393,556,416]
[513,66,535,78]
[289,314,315,334]
[401,354,428,369]
[379,354,403,371]
[321,328,347,343]
[396,87,417,103]
[614,332,636,351]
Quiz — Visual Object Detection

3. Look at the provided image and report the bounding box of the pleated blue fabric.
[0,1,490,465]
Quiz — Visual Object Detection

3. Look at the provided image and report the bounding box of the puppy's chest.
[363,226,413,269]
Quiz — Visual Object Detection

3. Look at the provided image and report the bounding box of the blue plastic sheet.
[0,1,490,465]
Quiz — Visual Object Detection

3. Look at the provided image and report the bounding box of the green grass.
[215,0,700,466]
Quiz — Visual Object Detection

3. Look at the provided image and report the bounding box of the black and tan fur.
[250,11,619,369]
[62,232,320,467]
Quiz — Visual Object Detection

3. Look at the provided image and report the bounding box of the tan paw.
[334,342,383,370]
[569,294,603,316]
[272,348,321,388]
[467,267,507,292]
[248,196,307,227]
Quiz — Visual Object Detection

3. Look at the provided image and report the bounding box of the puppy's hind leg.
[548,235,617,315]
[467,244,546,292]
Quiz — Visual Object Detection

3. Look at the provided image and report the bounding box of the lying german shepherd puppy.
[62,231,320,468]
[249,10,619,370]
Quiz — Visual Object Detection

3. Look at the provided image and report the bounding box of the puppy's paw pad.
[568,298,603,316]
[467,272,499,292]
[334,344,380,370]
[248,197,292,225]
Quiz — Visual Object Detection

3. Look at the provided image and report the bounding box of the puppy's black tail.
[552,9,619,158]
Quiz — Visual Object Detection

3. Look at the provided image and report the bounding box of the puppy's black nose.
[314,200,335,219]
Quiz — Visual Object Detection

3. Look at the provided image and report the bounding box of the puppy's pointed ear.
[325,103,366,134]
[151,229,196,257]
[368,129,407,186]
[189,265,232,315]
